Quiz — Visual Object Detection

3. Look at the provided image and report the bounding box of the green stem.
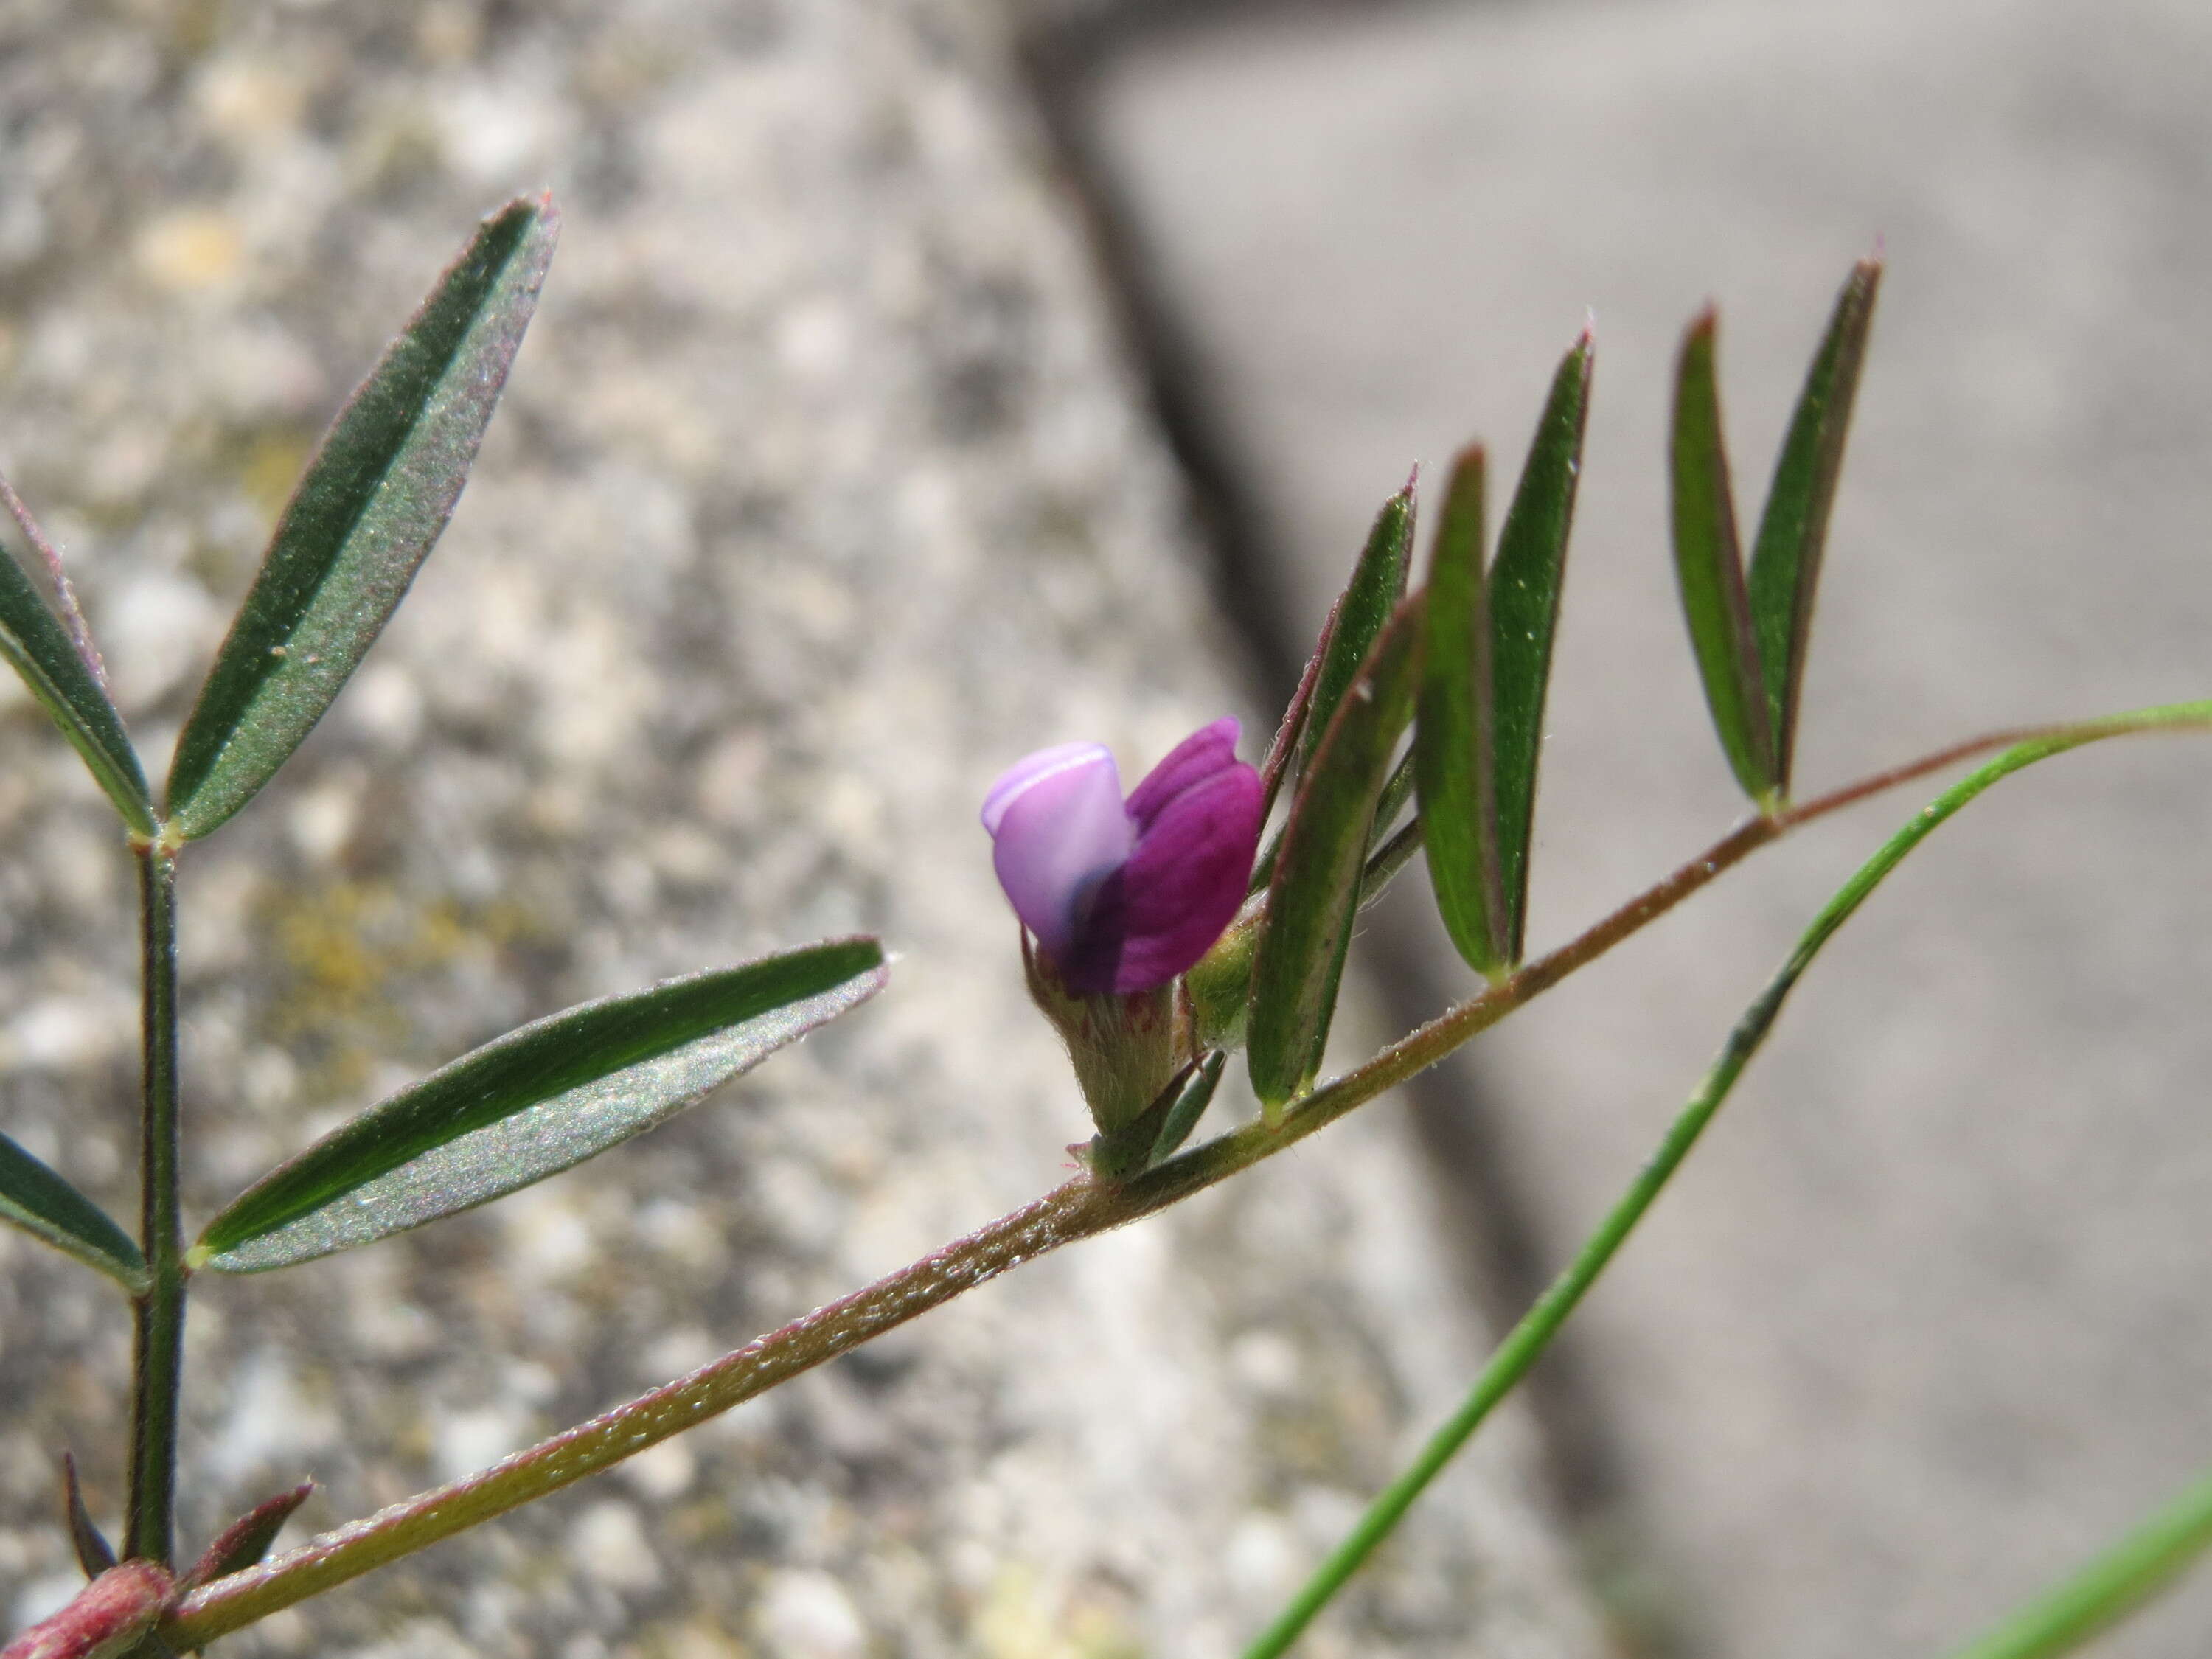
[161,709,2205,1646]
[1944,1464,2212,1659]
[125,843,185,1566]
[1239,705,2212,1658]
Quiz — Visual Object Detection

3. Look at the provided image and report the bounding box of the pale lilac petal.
[981,740,1115,836]
[1062,761,1264,994]
[990,751,1135,956]
[1122,717,1242,830]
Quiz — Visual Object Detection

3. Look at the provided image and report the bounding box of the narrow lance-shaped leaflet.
[1253,476,1418,894]
[1248,596,1426,1114]
[1294,473,1417,780]
[0,1131,148,1293]
[165,193,559,841]
[1746,257,1882,797]
[1416,445,1506,976]
[194,939,886,1272]
[1670,307,1777,804]
[0,504,154,835]
[1487,327,1593,959]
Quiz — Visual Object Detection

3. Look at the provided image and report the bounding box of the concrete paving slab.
[0,4,1607,1655]
[1065,2,2212,1655]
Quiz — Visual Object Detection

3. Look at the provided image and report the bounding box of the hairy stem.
[161,712,2186,1645]
[125,844,185,1566]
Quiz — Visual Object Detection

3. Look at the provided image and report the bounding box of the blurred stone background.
[1045,2,2212,1658]
[0,3,1608,1658]
[5,2,2211,1659]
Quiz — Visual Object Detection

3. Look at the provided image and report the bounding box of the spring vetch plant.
[3,201,2208,1659]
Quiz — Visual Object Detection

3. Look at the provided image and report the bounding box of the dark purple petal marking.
[1071,763,1265,995]
[1123,716,1242,830]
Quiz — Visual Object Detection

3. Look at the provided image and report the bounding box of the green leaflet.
[1415,445,1505,977]
[0,1130,148,1292]
[1248,597,1425,1113]
[195,939,886,1272]
[1670,307,1777,804]
[0,504,153,835]
[1747,259,1882,795]
[166,195,560,841]
[1488,330,1592,959]
[1295,475,1417,782]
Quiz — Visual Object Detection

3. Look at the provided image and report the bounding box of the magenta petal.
[1122,717,1242,830]
[989,748,1135,956]
[1064,761,1264,995]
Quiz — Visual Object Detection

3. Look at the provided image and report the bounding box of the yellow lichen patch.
[136,208,243,294]
[254,880,533,1101]
[193,53,309,144]
[238,427,315,530]
[973,1564,1144,1659]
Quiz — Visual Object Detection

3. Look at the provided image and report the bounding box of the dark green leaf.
[0,500,154,836]
[194,938,886,1272]
[165,195,560,841]
[179,1483,313,1593]
[0,1130,148,1291]
[1670,307,1775,804]
[1415,445,1506,977]
[1747,258,1882,796]
[1248,597,1425,1113]
[62,1453,117,1579]
[1295,473,1417,782]
[1489,328,1593,961]
[1147,1050,1226,1166]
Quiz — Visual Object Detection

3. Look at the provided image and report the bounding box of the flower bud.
[982,719,1264,996]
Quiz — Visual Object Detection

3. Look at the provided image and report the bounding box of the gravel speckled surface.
[0,4,1605,1655]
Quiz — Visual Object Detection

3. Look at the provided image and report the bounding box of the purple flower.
[982,717,1265,995]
